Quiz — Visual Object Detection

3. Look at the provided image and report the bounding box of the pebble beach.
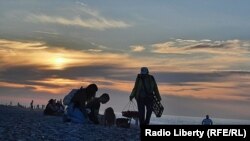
[0,105,140,141]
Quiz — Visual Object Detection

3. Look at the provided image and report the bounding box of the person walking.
[130,67,161,125]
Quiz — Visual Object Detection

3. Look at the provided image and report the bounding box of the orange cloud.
[0,39,140,70]
[130,45,145,52]
[1,38,250,103]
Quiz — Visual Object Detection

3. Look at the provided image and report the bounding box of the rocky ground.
[0,105,140,141]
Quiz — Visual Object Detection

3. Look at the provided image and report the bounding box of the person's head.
[86,84,98,94]
[140,67,149,75]
[105,107,114,114]
[86,84,98,100]
[99,93,110,104]
[206,115,209,119]
[48,99,55,104]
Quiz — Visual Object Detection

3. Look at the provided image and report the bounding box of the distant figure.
[64,84,98,123]
[30,100,34,110]
[37,104,39,109]
[42,105,45,110]
[130,67,161,125]
[10,101,12,106]
[202,115,213,125]
[104,107,116,127]
[86,93,110,124]
[17,103,25,108]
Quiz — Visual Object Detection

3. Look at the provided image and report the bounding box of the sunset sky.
[1,0,250,119]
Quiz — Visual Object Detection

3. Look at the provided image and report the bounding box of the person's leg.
[135,118,139,126]
[136,98,145,125]
[145,97,153,125]
[68,105,87,124]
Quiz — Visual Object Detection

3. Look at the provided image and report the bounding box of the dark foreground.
[0,105,140,141]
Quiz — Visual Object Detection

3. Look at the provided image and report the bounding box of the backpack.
[63,89,78,105]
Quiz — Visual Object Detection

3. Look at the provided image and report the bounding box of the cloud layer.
[1,38,250,103]
[1,0,250,119]
[27,14,131,30]
[151,39,250,55]
[130,45,145,52]
[26,3,131,30]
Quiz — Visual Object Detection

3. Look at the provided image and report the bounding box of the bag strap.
[122,101,136,111]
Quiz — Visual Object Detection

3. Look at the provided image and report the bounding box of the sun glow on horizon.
[53,57,66,70]
[54,57,65,64]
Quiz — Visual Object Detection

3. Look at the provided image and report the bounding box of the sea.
[114,113,250,125]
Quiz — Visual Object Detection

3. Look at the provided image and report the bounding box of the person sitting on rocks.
[104,107,116,127]
[44,99,62,116]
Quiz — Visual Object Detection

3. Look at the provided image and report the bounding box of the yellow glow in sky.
[54,57,65,64]
[53,57,66,70]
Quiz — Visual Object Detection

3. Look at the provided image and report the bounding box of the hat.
[140,67,149,74]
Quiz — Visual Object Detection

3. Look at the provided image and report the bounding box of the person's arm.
[86,99,95,108]
[94,108,99,118]
[152,76,161,101]
[72,91,87,109]
[130,75,140,100]
[89,99,100,124]
[86,99,100,113]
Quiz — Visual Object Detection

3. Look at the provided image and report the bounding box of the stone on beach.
[0,105,140,141]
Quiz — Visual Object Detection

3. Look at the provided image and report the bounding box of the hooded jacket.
[130,74,161,101]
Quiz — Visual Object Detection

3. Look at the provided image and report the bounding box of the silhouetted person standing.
[30,100,34,110]
[202,115,213,125]
[130,67,161,125]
